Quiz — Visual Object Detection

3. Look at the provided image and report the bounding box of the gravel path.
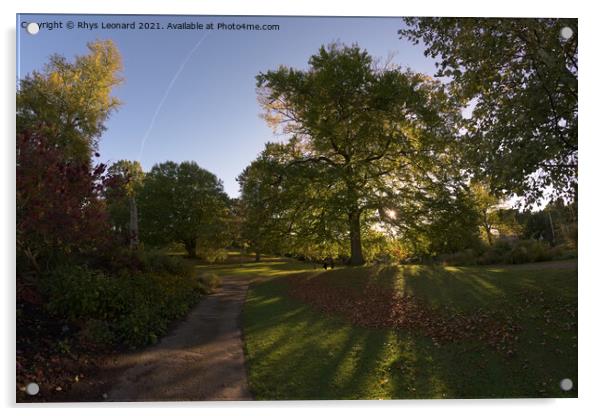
[69,275,253,402]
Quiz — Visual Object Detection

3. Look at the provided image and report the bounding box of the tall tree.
[400,18,578,206]
[106,160,145,247]
[255,43,460,265]
[17,40,123,163]
[237,155,282,261]
[469,181,523,245]
[470,181,502,245]
[16,40,123,277]
[137,161,230,257]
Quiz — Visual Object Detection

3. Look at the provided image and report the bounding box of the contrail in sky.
[138,31,211,160]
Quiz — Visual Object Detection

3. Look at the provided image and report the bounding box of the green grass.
[207,257,577,399]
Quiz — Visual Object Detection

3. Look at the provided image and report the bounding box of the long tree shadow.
[243,275,393,399]
[402,262,577,312]
[243,261,577,399]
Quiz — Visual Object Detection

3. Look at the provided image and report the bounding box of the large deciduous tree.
[400,18,578,205]
[237,155,284,261]
[17,40,123,163]
[255,43,461,265]
[138,161,230,257]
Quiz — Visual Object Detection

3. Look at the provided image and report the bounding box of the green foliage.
[518,199,577,247]
[470,181,522,245]
[507,240,552,264]
[198,248,229,264]
[393,182,483,259]
[438,249,479,266]
[79,319,115,347]
[107,160,145,197]
[43,255,200,348]
[198,273,221,294]
[438,238,573,266]
[16,41,124,282]
[17,40,123,163]
[44,265,115,321]
[137,250,196,277]
[138,161,231,257]
[475,240,513,265]
[421,186,483,256]
[105,160,145,243]
[247,43,463,265]
[356,232,387,263]
[94,248,195,278]
[237,157,290,259]
[400,18,577,205]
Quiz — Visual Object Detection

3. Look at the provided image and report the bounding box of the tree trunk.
[129,196,139,250]
[485,225,493,246]
[548,211,556,246]
[348,208,365,266]
[184,239,197,257]
[483,211,493,245]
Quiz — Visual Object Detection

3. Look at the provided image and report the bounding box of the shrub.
[198,273,221,294]
[439,249,477,266]
[139,250,196,278]
[44,261,201,348]
[440,238,575,266]
[93,248,195,279]
[199,248,229,264]
[507,239,552,264]
[79,319,115,347]
[491,239,514,256]
[476,250,504,265]
[44,265,118,321]
[544,243,575,260]
[559,249,577,260]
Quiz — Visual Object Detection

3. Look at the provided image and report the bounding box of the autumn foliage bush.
[16,129,124,277]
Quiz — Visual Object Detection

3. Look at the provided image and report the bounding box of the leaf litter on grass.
[288,272,523,356]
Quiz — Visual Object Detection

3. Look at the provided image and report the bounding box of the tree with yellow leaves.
[17,40,123,163]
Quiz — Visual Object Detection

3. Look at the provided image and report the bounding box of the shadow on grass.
[243,260,578,399]
[243,277,392,399]
[402,261,577,312]
[196,260,317,281]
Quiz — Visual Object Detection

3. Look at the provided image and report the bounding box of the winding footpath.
[69,275,252,401]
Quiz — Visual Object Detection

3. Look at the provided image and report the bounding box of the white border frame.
[3,1,599,415]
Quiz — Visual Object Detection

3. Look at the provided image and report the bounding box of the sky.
[17,14,440,197]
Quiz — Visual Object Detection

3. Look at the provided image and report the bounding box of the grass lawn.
[202,257,577,399]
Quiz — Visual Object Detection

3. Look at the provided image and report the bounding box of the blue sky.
[17,14,439,197]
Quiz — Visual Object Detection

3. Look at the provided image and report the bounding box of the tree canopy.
[138,161,230,257]
[17,40,123,163]
[16,40,123,275]
[400,18,578,206]
[250,43,464,264]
